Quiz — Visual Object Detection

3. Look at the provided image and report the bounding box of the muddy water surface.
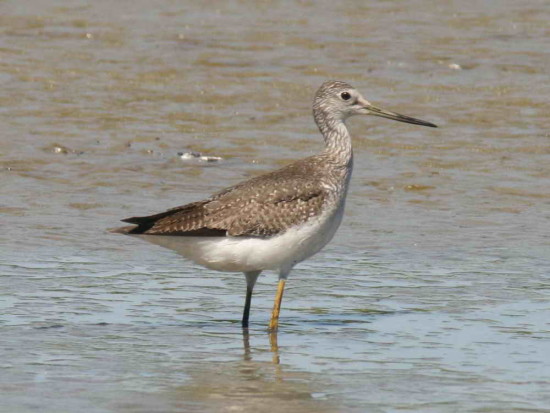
[1,1,549,412]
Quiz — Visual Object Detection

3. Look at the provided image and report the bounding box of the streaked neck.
[313,109,353,166]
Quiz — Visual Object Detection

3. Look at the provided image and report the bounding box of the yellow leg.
[269,279,286,331]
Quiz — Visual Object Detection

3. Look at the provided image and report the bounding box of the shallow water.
[1,0,550,412]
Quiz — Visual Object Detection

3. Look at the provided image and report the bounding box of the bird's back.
[115,153,350,239]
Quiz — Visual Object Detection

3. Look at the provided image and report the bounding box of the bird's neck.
[314,110,353,166]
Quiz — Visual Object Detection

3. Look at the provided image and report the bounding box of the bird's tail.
[108,225,137,234]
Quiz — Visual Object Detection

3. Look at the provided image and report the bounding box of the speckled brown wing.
[120,200,221,236]
[204,180,327,237]
[119,157,329,238]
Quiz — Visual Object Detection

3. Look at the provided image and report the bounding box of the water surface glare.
[1,0,550,412]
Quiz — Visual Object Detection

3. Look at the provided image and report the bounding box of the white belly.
[133,202,345,277]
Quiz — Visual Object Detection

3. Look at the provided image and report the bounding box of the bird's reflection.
[242,328,281,365]
[168,328,334,411]
[242,328,253,361]
[269,330,281,365]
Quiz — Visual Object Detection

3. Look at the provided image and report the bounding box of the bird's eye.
[340,92,351,101]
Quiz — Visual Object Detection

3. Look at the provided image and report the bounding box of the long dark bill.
[368,105,437,128]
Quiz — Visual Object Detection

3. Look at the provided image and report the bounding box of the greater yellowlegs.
[112,81,436,330]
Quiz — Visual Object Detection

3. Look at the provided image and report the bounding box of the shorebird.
[112,81,436,330]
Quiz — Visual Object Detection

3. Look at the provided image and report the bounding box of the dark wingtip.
[121,216,142,225]
[118,215,157,234]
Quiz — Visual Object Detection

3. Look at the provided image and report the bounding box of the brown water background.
[1,1,549,412]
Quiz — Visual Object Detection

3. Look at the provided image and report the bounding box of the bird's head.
[313,80,437,128]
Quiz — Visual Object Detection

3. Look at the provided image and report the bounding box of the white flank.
[134,199,346,277]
